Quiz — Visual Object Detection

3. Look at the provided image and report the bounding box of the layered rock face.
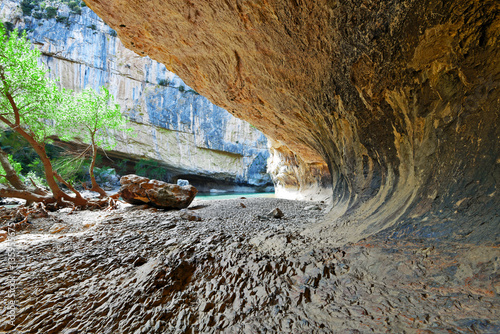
[85,0,499,242]
[0,0,272,191]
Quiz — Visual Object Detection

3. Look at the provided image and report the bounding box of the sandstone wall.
[84,0,499,242]
[0,0,272,190]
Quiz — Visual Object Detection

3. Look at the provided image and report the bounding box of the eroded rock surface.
[0,199,498,333]
[119,175,197,209]
[85,0,499,242]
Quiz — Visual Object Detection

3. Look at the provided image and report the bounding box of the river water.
[194,192,275,201]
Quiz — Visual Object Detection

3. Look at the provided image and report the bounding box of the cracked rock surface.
[1,198,498,333]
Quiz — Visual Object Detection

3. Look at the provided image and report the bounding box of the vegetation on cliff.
[21,0,85,18]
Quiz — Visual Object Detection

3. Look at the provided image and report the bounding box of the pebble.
[179,210,202,222]
[268,208,284,219]
[304,205,322,211]
[49,223,67,234]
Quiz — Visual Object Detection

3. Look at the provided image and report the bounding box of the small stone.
[159,221,177,229]
[49,223,67,234]
[240,203,246,208]
[304,205,321,211]
[0,230,7,242]
[177,179,190,186]
[180,209,202,221]
[123,253,138,264]
[133,256,147,267]
[267,208,284,219]
[165,239,177,246]
[63,328,80,334]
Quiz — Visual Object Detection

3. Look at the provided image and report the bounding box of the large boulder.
[119,175,197,209]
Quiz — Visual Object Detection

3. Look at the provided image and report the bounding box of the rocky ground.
[0,197,499,333]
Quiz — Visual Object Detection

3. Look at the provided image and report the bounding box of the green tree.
[59,86,130,197]
[0,23,128,207]
[0,23,83,205]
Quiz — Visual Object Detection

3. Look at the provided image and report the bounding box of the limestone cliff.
[84,0,499,242]
[0,0,272,191]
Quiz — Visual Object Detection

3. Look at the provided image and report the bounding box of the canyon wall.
[84,0,499,242]
[0,0,273,191]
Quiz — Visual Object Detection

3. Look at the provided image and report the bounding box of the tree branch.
[53,172,84,201]
[0,71,20,125]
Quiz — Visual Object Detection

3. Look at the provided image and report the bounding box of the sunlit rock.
[84,0,499,242]
[119,174,197,209]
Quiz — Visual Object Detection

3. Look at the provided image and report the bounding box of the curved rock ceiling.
[85,0,499,242]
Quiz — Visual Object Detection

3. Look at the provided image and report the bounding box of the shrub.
[88,24,97,30]
[158,78,170,86]
[20,0,35,16]
[0,130,91,188]
[186,89,200,95]
[56,15,69,24]
[52,156,88,186]
[3,22,14,33]
[32,11,43,19]
[24,170,46,187]
[71,7,82,15]
[45,6,57,19]
[178,85,185,92]
[116,159,130,175]
[135,159,168,180]
[68,1,79,10]
[109,30,117,37]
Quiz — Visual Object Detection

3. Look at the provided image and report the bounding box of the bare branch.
[53,172,84,200]
[100,146,113,161]
[28,177,38,188]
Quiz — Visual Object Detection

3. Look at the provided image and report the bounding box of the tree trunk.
[0,148,27,190]
[0,117,86,205]
[30,138,72,202]
[0,186,56,204]
[89,141,107,198]
[0,87,76,204]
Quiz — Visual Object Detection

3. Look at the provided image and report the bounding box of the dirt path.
[1,198,499,333]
